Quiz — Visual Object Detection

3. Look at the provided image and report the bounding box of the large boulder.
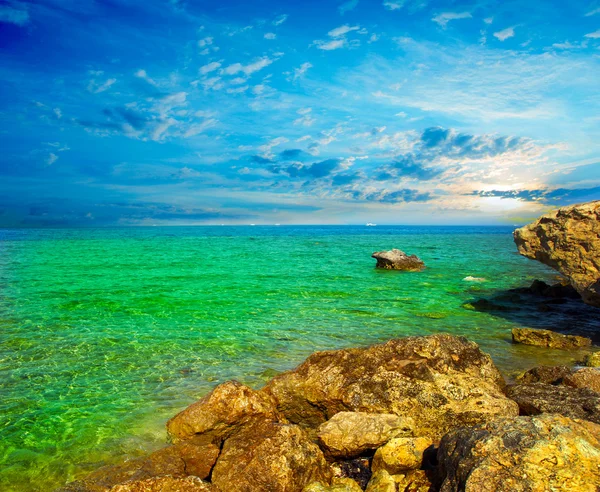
[436,414,600,491]
[317,412,414,459]
[371,437,433,474]
[371,249,425,271]
[167,380,282,442]
[514,201,600,307]
[511,327,591,349]
[210,418,331,492]
[263,335,518,439]
[506,383,600,424]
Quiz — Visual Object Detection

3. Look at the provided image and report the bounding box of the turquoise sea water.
[0,226,591,491]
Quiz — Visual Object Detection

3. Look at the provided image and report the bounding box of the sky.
[1,0,600,226]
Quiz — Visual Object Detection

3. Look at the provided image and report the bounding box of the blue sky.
[1,0,599,226]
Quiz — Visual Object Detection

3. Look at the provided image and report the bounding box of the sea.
[0,225,594,491]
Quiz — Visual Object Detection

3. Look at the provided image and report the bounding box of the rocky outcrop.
[211,419,331,492]
[317,412,414,459]
[506,383,600,424]
[511,327,591,349]
[371,249,425,271]
[514,200,600,307]
[264,334,518,439]
[437,414,600,492]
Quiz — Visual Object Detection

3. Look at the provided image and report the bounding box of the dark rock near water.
[514,200,600,307]
[506,383,600,424]
[436,414,600,492]
[512,327,591,349]
[371,249,425,271]
[516,365,572,385]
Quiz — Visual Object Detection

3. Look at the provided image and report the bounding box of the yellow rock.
[372,437,433,474]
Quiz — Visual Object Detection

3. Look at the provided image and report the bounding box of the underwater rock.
[263,334,518,440]
[511,327,591,349]
[371,249,425,271]
[514,200,600,307]
[436,414,600,492]
[317,412,414,459]
[506,383,600,424]
[210,418,331,492]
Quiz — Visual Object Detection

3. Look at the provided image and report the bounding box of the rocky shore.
[61,201,600,492]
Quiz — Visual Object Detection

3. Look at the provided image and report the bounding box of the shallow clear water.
[0,226,592,491]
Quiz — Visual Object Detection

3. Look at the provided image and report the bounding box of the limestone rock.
[514,200,600,307]
[167,380,282,442]
[585,352,600,367]
[511,327,591,349]
[437,414,600,491]
[303,478,363,492]
[110,476,213,492]
[210,418,331,492]
[563,367,600,394]
[371,249,425,271]
[317,412,415,459]
[263,334,518,439]
[506,383,600,424]
[371,437,433,474]
[515,365,572,385]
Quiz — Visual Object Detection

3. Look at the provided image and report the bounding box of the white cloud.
[383,1,404,10]
[264,32,276,40]
[87,77,116,94]
[494,27,516,41]
[151,118,177,141]
[134,69,157,86]
[222,57,273,76]
[53,108,62,119]
[46,153,58,166]
[273,14,288,26]
[339,0,359,15]
[287,62,313,82]
[227,85,249,94]
[484,17,494,24]
[552,40,588,50]
[328,24,360,38]
[294,115,316,126]
[201,76,223,90]
[199,61,221,75]
[183,119,217,138]
[368,33,380,43]
[230,77,247,85]
[0,4,29,26]
[314,39,347,50]
[297,107,312,115]
[432,12,472,28]
[198,37,213,47]
[585,7,600,16]
[585,30,600,38]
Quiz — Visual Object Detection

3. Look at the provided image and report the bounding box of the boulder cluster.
[61,334,600,492]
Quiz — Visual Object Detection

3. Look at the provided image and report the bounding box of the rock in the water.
[511,327,591,349]
[263,334,518,439]
[371,249,425,271]
[167,380,282,442]
[506,383,600,424]
[371,437,433,474]
[110,476,213,492]
[514,200,600,307]
[515,365,572,385]
[585,352,600,367]
[317,412,414,459]
[436,414,600,492]
[563,367,600,394]
[210,418,331,492]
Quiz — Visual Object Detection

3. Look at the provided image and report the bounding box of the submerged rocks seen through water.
[371,249,425,271]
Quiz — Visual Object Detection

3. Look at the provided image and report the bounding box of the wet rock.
[563,367,600,394]
[515,365,572,385]
[585,352,600,367]
[514,200,600,307]
[436,414,600,492]
[317,412,415,459]
[371,249,425,271]
[110,476,213,492]
[506,383,600,424]
[263,334,518,440]
[371,437,433,474]
[511,327,591,349]
[167,380,282,442]
[210,418,331,492]
[303,478,363,492]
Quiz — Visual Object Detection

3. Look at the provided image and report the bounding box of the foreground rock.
[371,249,425,271]
[264,334,518,439]
[564,367,600,393]
[371,437,433,474]
[111,476,213,492]
[506,383,600,424]
[437,414,600,491]
[511,327,591,349]
[514,200,600,307]
[317,412,414,459]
